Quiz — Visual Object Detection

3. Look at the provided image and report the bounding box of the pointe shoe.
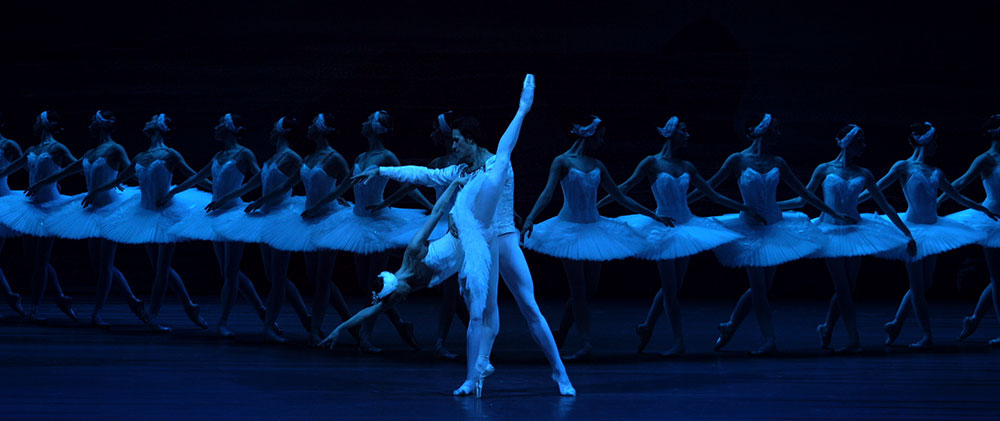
[552,373,576,397]
[396,321,420,351]
[908,336,933,350]
[184,304,209,329]
[883,321,902,346]
[635,323,653,353]
[958,316,981,342]
[263,328,287,344]
[452,380,477,397]
[91,314,111,329]
[128,298,150,324]
[256,306,267,323]
[816,324,833,350]
[147,321,172,333]
[714,322,735,351]
[216,324,235,338]
[562,344,593,362]
[434,343,458,360]
[56,296,78,322]
[6,293,26,317]
[473,361,494,399]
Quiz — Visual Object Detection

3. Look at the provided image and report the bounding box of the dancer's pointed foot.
[883,321,902,346]
[26,310,48,324]
[562,344,593,362]
[553,328,567,350]
[434,343,458,360]
[453,380,477,397]
[146,321,171,333]
[958,315,981,342]
[358,341,383,354]
[56,296,77,322]
[6,293,25,317]
[714,322,735,351]
[816,324,833,349]
[908,336,933,350]
[635,323,653,353]
[91,314,111,329]
[184,304,208,329]
[750,338,777,356]
[660,342,685,357]
[396,321,420,351]
[262,327,287,344]
[128,298,149,324]
[552,371,576,397]
[216,324,234,338]
[255,306,267,323]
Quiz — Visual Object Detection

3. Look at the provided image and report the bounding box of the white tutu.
[713,211,827,267]
[877,213,987,261]
[522,215,647,261]
[312,205,427,254]
[101,189,210,244]
[619,214,743,260]
[0,192,81,237]
[261,201,349,252]
[212,196,304,245]
[809,213,911,258]
[946,209,1000,248]
[168,198,241,242]
[0,192,21,238]
[43,187,140,240]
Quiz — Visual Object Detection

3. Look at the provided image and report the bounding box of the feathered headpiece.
[571,115,602,138]
[657,116,680,139]
[913,122,935,145]
[837,124,861,148]
[750,113,772,137]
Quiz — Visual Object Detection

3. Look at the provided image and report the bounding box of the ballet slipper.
[552,371,576,397]
[883,321,902,346]
[57,295,78,322]
[91,314,111,329]
[714,322,735,351]
[216,324,235,338]
[958,316,981,342]
[816,324,833,349]
[184,304,208,329]
[6,293,25,317]
[262,327,287,344]
[434,343,458,360]
[128,298,150,324]
[635,323,653,353]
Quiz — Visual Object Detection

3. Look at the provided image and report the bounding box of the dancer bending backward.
[867,122,998,348]
[778,124,916,352]
[161,113,273,337]
[598,116,762,356]
[83,114,210,332]
[210,117,313,342]
[368,111,471,359]
[325,74,574,396]
[0,111,80,322]
[951,115,1000,345]
[0,114,27,319]
[304,110,429,352]
[521,116,673,361]
[26,111,148,327]
[250,114,360,346]
[700,113,856,355]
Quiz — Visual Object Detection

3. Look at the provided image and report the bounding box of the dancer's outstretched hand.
[318,329,340,350]
[80,193,96,208]
[245,199,264,213]
[519,221,534,242]
[205,199,225,212]
[905,238,917,257]
[351,167,378,184]
[24,183,42,197]
[519,74,535,114]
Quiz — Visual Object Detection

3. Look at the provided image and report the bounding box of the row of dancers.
[2,76,1000,396]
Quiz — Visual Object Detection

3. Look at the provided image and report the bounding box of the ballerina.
[83,113,210,332]
[304,110,427,352]
[159,113,272,337]
[949,115,1000,345]
[249,113,360,345]
[598,116,761,356]
[0,113,27,319]
[211,116,313,342]
[0,111,79,322]
[25,110,148,327]
[865,122,999,348]
[326,74,573,396]
[521,115,673,361]
[777,124,916,352]
[367,111,471,358]
[699,113,855,355]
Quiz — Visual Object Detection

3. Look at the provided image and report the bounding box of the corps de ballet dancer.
[0,111,80,322]
[247,113,360,346]
[160,113,274,337]
[521,115,672,361]
[324,74,575,396]
[303,110,427,352]
[210,116,313,342]
[367,111,471,359]
[866,122,999,348]
[0,113,27,319]
[26,111,148,327]
[949,115,1000,346]
[778,124,915,352]
[83,113,210,332]
[698,113,855,355]
[599,116,762,356]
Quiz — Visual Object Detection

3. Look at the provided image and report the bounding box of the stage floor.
[1,296,998,419]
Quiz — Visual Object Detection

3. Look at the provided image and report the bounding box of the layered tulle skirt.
[712,211,827,267]
[211,197,304,245]
[809,213,911,258]
[101,190,211,244]
[168,199,244,242]
[0,191,82,237]
[619,214,742,260]
[946,209,1000,248]
[44,187,140,240]
[259,202,348,252]
[876,213,987,261]
[312,206,427,255]
[521,215,648,261]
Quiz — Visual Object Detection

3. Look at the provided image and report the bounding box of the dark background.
[1,0,998,302]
